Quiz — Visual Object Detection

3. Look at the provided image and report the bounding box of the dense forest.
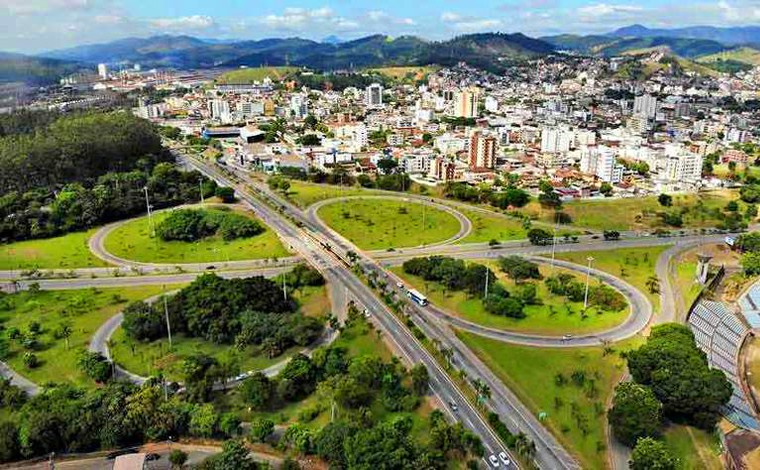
[0,110,217,242]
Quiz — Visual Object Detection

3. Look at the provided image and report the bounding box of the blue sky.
[3,0,760,53]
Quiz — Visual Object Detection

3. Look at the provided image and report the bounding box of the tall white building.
[208,99,231,123]
[580,146,623,183]
[97,63,108,79]
[540,127,573,153]
[663,145,703,183]
[365,83,383,108]
[290,94,309,118]
[633,94,657,119]
[484,96,499,113]
[453,88,479,118]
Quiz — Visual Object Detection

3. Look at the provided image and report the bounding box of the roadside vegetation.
[458,331,642,469]
[318,199,462,250]
[104,207,290,264]
[0,228,108,270]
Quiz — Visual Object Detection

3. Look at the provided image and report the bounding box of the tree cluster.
[544,273,627,312]
[156,208,263,242]
[122,272,323,354]
[443,182,530,210]
[402,256,496,297]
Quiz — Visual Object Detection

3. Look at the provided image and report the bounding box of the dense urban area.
[3,14,760,470]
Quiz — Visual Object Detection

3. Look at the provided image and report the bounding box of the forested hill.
[0,110,216,242]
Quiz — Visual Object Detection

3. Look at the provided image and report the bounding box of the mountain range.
[3,24,760,85]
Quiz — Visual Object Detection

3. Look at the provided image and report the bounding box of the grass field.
[104,206,290,264]
[457,209,528,244]
[458,331,643,470]
[518,189,743,231]
[281,180,381,208]
[745,336,760,394]
[318,198,462,250]
[366,66,437,80]
[0,286,171,386]
[215,66,298,84]
[698,47,760,67]
[110,285,330,381]
[663,424,723,470]
[554,245,670,309]
[391,262,628,335]
[0,229,109,271]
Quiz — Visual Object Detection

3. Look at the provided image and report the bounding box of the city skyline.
[3,0,760,53]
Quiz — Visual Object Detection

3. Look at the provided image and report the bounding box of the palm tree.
[60,323,72,350]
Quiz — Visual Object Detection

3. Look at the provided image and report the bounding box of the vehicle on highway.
[206,265,216,270]
[363,308,370,318]
[562,334,573,341]
[396,281,404,288]
[407,288,428,306]
[449,400,458,412]
[498,452,511,466]
[488,454,500,467]
[146,453,161,461]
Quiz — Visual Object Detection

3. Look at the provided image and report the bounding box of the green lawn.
[103,206,290,264]
[318,199,462,250]
[110,286,330,382]
[0,286,172,386]
[663,424,723,470]
[215,66,298,84]
[518,189,744,231]
[0,229,109,271]
[457,209,528,244]
[554,245,669,310]
[391,262,628,335]
[458,331,643,470]
[282,180,381,208]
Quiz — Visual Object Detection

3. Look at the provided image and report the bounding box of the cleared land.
[215,66,298,84]
[698,47,760,67]
[0,286,171,386]
[663,424,723,470]
[110,285,330,382]
[554,245,670,309]
[318,198,462,250]
[391,262,628,335]
[458,331,642,470]
[457,209,527,244]
[104,206,290,264]
[519,189,743,231]
[0,229,109,271]
[366,66,437,80]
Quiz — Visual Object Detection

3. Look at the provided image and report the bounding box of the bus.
[407,289,428,306]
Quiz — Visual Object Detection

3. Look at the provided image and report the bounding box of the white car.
[498,452,511,466]
[396,282,404,289]
[488,455,500,467]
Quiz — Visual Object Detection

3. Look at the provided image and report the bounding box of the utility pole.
[143,186,155,237]
[199,178,205,205]
[484,268,489,298]
[163,285,172,348]
[283,275,287,300]
[583,256,594,309]
[550,212,559,273]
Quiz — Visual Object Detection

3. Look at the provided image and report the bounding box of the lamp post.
[143,186,155,237]
[583,256,594,310]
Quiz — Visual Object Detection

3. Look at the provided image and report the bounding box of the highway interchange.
[0,152,732,469]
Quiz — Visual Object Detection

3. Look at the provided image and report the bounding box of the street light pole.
[199,178,205,205]
[163,285,172,348]
[143,186,155,237]
[484,268,489,298]
[583,256,594,309]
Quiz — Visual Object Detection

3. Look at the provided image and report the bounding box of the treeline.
[156,208,262,242]
[609,324,731,468]
[545,273,626,312]
[443,182,531,210]
[0,163,217,242]
[0,111,163,194]
[123,270,324,356]
[272,166,414,194]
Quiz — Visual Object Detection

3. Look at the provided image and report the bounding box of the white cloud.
[150,15,216,31]
[260,6,361,32]
[577,3,643,18]
[3,0,94,15]
[367,10,416,26]
[441,12,501,32]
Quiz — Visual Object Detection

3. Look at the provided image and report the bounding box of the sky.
[3,0,760,53]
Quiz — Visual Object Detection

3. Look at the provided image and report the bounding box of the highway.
[183,155,526,469]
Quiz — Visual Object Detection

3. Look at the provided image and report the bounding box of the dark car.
[106,449,137,460]
[146,453,161,461]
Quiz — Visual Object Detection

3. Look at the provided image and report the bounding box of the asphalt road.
[185,156,522,469]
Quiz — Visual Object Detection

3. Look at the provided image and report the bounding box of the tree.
[742,251,760,276]
[240,372,274,410]
[608,383,663,446]
[200,439,257,470]
[248,418,274,443]
[646,276,660,294]
[219,413,241,438]
[299,134,320,146]
[603,230,620,241]
[169,449,188,469]
[77,350,113,383]
[183,354,221,403]
[377,158,398,175]
[190,403,218,438]
[527,228,552,246]
[410,364,429,396]
[658,194,673,207]
[498,256,541,281]
[629,437,676,470]
[0,420,19,463]
[600,182,613,197]
[215,186,235,203]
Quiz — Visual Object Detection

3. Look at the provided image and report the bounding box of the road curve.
[306,194,473,248]
[383,255,653,348]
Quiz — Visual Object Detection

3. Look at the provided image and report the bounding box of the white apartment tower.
[366,83,383,108]
[97,63,108,79]
[540,127,573,153]
[208,99,231,123]
[580,146,623,183]
[633,94,657,119]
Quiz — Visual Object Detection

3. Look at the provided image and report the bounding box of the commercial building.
[366,83,383,108]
